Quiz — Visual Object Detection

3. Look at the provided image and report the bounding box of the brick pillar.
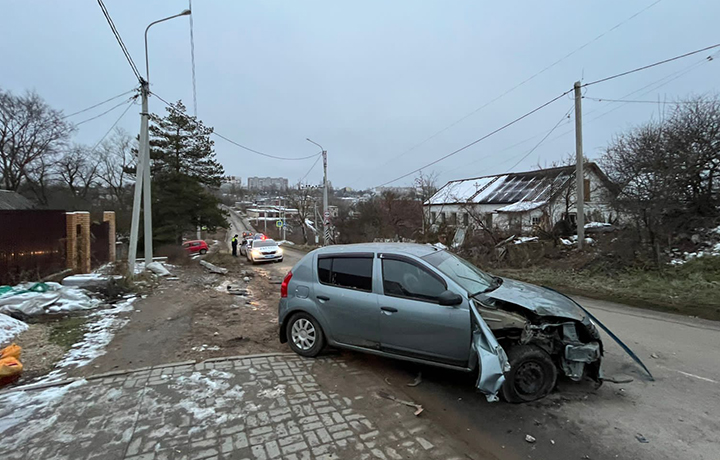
[66,212,78,270]
[75,212,91,273]
[103,211,116,262]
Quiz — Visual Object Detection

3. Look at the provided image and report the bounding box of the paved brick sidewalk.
[0,354,467,460]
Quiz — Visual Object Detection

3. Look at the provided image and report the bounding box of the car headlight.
[277,248,283,255]
[252,249,261,255]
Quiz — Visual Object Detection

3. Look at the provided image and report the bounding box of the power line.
[97,0,143,82]
[505,105,574,171]
[374,89,573,188]
[299,154,323,183]
[188,0,198,116]
[151,92,320,161]
[582,42,720,87]
[74,96,138,126]
[62,88,138,119]
[583,96,716,104]
[367,0,663,176]
[88,99,137,153]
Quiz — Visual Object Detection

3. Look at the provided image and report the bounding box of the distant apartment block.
[247,176,289,191]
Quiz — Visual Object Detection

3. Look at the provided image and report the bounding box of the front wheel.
[500,345,557,403]
[286,313,325,357]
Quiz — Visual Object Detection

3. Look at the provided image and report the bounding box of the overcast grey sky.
[4,1,719,189]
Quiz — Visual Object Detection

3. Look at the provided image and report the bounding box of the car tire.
[500,345,557,403]
[286,312,325,357]
[199,249,207,255]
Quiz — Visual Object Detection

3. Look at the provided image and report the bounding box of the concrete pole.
[574,81,585,249]
[141,82,153,263]
[127,91,147,276]
[322,150,329,246]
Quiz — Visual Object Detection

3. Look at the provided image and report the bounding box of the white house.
[423,163,617,234]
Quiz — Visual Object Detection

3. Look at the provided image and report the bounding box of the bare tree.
[56,145,101,199]
[97,129,136,208]
[414,170,439,233]
[287,183,319,244]
[0,89,73,190]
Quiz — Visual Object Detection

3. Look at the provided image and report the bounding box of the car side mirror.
[438,290,463,307]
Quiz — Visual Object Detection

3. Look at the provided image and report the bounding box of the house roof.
[0,190,34,210]
[426,165,580,206]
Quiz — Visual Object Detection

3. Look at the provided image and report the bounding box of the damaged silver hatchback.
[278,243,649,403]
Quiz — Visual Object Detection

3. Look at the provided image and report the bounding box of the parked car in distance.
[247,238,283,264]
[277,243,643,403]
[182,240,208,255]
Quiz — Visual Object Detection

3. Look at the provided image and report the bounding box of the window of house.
[463,213,469,226]
[431,212,437,223]
[531,216,541,227]
[451,212,458,225]
[440,212,446,223]
[381,258,446,303]
[584,178,591,202]
[317,256,373,291]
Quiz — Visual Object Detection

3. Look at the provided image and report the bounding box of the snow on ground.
[0,379,87,437]
[191,344,221,352]
[258,384,286,399]
[170,370,245,434]
[37,297,138,383]
[0,313,28,347]
[514,236,539,245]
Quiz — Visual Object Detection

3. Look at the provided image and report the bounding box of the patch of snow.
[584,222,612,229]
[258,384,286,399]
[514,236,539,245]
[710,225,720,235]
[146,262,171,276]
[276,240,294,246]
[36,297,137,383]
[560,238,573,246]
[585,237,595,245]
[496,200,547,213]
[191,344,221,352]
[0,313,28,347]
[170,370,243,434]
[432,242,448,250]
[0,379,87,437]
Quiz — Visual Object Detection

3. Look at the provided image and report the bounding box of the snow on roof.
[425,166,574,206]
[496,200,547,212]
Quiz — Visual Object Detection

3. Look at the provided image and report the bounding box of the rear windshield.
[253,240,276,248]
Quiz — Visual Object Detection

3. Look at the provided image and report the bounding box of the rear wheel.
[500,345,557,403]
[199,249,207,255]
[286,313,325,357]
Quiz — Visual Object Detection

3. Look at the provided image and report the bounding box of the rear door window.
[382,258,446,303]
[317,255,373,292]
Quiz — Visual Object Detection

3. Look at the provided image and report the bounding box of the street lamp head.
[180,9,191,16]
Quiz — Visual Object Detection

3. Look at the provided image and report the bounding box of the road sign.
[276,220,284,228]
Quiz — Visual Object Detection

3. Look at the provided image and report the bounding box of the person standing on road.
[231,234,239,257]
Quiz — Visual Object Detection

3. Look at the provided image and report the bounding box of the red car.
[182,240,209,255]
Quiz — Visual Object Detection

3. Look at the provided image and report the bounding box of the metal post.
[574,81,585,249]
[264,209,267,234]
[140,82,153,263]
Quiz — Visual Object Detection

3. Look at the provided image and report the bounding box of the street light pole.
[127,9,191,276]
[306,138,329,245]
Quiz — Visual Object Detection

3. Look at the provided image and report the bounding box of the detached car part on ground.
[278,243,652,403]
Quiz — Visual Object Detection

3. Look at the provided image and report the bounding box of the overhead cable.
[152,92,320,161]
[62,88,138,119]
[74,96,138,126]
[97,0,143,82]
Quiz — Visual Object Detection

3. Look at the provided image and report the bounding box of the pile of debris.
[668,225,720,265]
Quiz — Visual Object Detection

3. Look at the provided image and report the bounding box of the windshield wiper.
[469,276,503,298]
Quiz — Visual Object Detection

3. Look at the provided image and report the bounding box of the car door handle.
[316,295,330,301]
[380,306,398,313]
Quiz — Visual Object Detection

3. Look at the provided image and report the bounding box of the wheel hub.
[514,361,544,395]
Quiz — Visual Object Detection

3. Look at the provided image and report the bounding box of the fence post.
[103,211,116,262]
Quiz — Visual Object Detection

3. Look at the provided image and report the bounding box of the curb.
[0,352,297,395]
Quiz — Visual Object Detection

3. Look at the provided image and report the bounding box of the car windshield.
[422,250,495,295]
[253,240,276,248]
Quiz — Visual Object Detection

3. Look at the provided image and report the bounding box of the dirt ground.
[75,252,289,377]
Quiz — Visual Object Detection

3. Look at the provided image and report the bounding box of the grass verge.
[495,257,720,321]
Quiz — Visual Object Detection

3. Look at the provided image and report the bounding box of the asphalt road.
[226,208,719,459]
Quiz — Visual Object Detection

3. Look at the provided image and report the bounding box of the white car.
[247,238,283,264]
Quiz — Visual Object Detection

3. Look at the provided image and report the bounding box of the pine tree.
[148,100,228,245]
[149,100,224,187]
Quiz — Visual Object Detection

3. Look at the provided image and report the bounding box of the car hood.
[487,277,587,322]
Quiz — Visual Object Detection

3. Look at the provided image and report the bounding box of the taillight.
[281,271,293,298]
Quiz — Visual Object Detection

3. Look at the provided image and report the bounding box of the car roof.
[184,240,205,244]
[313,242,442,257]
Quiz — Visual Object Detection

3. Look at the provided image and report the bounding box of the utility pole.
[127,87,146,275]
[306,138,329,246]
[574,81,585,249]
[140,81,153,264]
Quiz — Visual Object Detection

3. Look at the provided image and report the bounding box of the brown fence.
[91,221,110,268]
[0,210,67,285]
